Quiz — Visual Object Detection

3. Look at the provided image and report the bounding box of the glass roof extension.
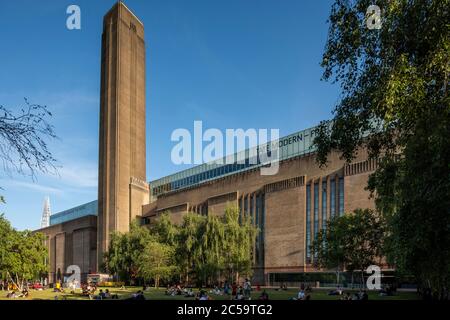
[149,125,320,197]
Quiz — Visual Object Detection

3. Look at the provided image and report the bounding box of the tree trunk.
[7,272,21,292]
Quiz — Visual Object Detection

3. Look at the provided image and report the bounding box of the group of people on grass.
[165,284,196,297]
[1,275,415,301]
[327,285,369,300]
[91,288,119,300]
[292,283,312,300]
[1,280,43,299]
[5,288,29,298]
[162,278,271,300]
[338,290,369,300]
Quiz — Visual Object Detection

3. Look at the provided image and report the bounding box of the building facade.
[143,144,376,284]
[37,1,376,285]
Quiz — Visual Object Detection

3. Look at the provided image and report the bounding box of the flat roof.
[50,200,98,226]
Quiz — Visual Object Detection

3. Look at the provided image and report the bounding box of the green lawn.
[0,287,419,300]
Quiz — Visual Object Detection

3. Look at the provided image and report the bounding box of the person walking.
[243,278,252,300]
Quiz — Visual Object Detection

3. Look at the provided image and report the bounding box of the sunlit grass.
[0,286,418,300]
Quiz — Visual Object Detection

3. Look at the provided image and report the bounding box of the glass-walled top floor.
[149,125,321,197]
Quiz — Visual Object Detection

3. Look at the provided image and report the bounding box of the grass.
[0,286,419,301]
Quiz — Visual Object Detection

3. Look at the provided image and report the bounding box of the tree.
[104,220,153,283]
[151,211,179,246]
[198,214,225,284]
[222,206,258,283]
[314,0,450,296]
[176,206,258,286]
[0,214,48,291]
[177,213,206,284]
[0,98,57,179]
[137,240,177,288]
[105,206,258,287]
[311,209,385,287]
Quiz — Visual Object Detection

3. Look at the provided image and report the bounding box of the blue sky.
[0,0,340,230]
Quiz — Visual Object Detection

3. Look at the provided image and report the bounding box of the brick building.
[36,1,376,285]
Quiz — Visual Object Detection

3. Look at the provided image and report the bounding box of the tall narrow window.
[314,182,319,238]
[306,184,311,259]
[339,177,344,216]
[238,197,242,220]
[330,178,336,218]
[250,194,254,223]
[260,193,265,266]
[255,193,260,263]
[322,180,327,230]
[244,196,248,217]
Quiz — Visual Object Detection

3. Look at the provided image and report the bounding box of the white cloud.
[57,163,98,188]
[1,180,63,195]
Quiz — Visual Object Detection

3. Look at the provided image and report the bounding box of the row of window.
[151,138,313,197]
[239,193,265,266]
[306,177,344,259]
[152,160,259,196]
[50,200,98,226]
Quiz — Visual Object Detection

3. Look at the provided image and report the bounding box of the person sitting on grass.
[340,292,351,300]
[166,285,177,296]
[82,284,92,296]
[197,290,210,300]
[54,281,64,293]
[297,289,306,300]
[131,290,146,300]
[258,290,269,300]
[211,285,221,295]
[379,285,394,296]
[107,289,119,299]
[233,287,245,300]
[360,290,368,300]
[328,285,343,296]
[6,291,17,298]
[351,292,360,300]
[18,288,29,298]
[98,289,106,300]
[184,288,194,298]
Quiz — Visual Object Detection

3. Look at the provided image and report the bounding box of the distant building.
[36,1,377,285]
[40,196,51,229]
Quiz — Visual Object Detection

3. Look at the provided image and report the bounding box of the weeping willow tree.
[177,213,205,284]
[151,211,179,246]
[175,206,258,286]
[104,220,153,283]
[106,206,258,287]
[222,206,258,284]
[198,215,225,285]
